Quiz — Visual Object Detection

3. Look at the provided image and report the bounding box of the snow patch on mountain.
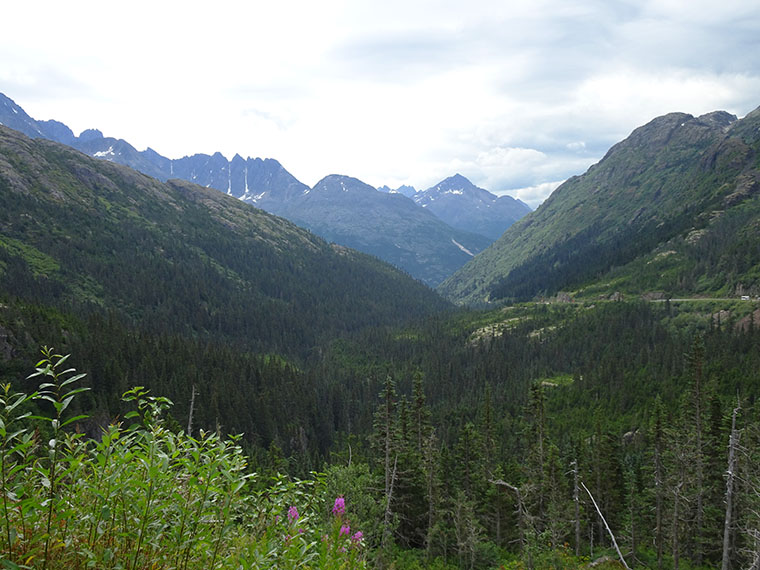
[94,146,115,159]
[451,239,475,256]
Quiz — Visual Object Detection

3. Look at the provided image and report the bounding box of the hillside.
[276,174,493,286]
[439,106,760,304]
[0,125,449,356]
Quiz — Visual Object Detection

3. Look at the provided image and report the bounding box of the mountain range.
[0,93,529,286]
[440,105,760,304]
[6,91,760,307]
[0,123,448,356]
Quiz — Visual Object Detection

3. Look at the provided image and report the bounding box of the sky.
[1,0,759,207]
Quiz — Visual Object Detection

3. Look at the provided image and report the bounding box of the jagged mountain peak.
[0,92,514,285]
[698,110,738,129]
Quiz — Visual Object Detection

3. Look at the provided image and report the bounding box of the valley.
[1,98,760,569]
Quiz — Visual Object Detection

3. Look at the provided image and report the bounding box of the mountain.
[0,93,490,285]
[414,174,531,240]
[0,124,449,356]
[377,184,417,198]
[274,174,492,286]
[439,106,760,304]
[0,93,307,201]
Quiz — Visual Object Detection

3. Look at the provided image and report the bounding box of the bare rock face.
[0,325,15,360]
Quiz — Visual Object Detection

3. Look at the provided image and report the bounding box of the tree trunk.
[655,440,664,570]
[721,402,740,570]
[572,459,581,557]
[672,479,683,570]
[490,479,529,561]
[581,481,631,570]
[382,455,398,549]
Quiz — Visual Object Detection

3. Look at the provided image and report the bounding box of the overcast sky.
[2,0,759,207]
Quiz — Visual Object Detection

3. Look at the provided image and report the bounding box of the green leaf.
[35,395,57,405]
[60,395,74,414]
[1,556,24,569]
[61,414,89,428]
[62,386,90,399]
[60,373,87,388]
[53,353,71,368]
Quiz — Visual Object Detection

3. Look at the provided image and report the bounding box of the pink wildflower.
[287,506,299,522]
[340,524,351,537]
[351,530,363,543]
[332,496,345,516]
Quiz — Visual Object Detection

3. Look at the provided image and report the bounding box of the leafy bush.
[0,348,366,569]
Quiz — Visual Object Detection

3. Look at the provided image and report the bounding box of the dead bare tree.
[571,459,581,557]
[490,478,532,568]
[186,384,196,436]
[722,401,741,570]
[382,455,398,549]
[581,481,631,570]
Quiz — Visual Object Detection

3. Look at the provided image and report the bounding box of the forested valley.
[2,122,760,568]
[3,293,760,569]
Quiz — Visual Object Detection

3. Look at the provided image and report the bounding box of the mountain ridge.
[0,124,449,355]
[0,92,526,285]
[439,105,760,304]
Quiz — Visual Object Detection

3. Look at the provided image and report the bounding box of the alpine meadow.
[2,89,760,570]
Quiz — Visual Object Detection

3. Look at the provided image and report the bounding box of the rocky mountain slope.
[439,106,760,304]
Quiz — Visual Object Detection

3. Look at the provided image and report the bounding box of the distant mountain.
[377,184,417,198]
[414,174,531,240]
[276,175,492,286]
[439,106,760,304]
[0,93,493,285]
[0,93,307,201]
[0,124,449,355]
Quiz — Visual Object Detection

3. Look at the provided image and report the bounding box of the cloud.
[497,181,564,209]
[1,0,758,204]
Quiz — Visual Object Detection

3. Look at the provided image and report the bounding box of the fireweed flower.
[332,496,345,516]
[288,506,299,522]
[340,524,351,537]
[351,531,363,543]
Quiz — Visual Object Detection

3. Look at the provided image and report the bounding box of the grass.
[0,238,60,278]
